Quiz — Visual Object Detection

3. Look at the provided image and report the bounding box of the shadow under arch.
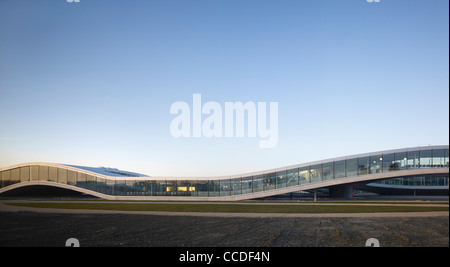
[0,183,100,199]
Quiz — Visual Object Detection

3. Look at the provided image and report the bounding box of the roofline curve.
[0,145,448,181]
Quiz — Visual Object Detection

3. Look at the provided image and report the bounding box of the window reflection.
[20,167,30,182]
[358,157,370,175]
[220,180,231,196]
[370,155,382,174]
[432,149,445,168]
[346,159,358,177]
[322,162,333,180]
[382,153,395,172]
[253,175,264,192]
[334,160,346,178]
[231,179,241,195]
[58,168,67,184]
[299,166,310,184]
[394,152,407,170]
[242,177,253,194]
[197,180,209,197]
[420,150,432,168]
[276,171,287,188]
[264,173,276,190]
[287,168,299,186]
[310,164,322,183]
[407,151,420,169]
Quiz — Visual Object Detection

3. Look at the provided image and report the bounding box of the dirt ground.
[0,211,448,247]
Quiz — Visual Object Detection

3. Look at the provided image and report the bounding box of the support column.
[330,184,353,199]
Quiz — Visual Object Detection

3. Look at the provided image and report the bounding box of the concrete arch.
[0,181,109,199]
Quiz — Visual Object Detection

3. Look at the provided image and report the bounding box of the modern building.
[0,145,448,200]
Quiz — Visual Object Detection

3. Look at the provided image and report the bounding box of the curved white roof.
[60,164,150,178]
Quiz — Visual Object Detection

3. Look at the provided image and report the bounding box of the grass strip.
[6,202,449,213]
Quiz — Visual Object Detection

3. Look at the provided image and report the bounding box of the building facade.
[0,145,448,200]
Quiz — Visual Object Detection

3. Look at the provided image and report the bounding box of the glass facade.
[375,176,449,187]
[334,160,346,179]
[1,147,448,198]
[370,155,383,174]
[358,157,370,175]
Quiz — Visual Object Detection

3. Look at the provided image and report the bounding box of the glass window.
[287,168,299,186]
[87,175,97,191]
[404,177,413,186]
[358,157,370,175]
[299,166,310,184]
[419,150,432,168]
[58,168,68,184]
[153,181,166,196]
[334,160,346,178]
[76,172,87,188]
[310,164,322,183]
[445,149,449,167]
[370,155,383,174]
[209,180,220,196]
[116,181,127,196]
[166,181,177,196]
[264,173,276,190]
[126,180,135,196]
[432,149,445,168]
[30,166,39,181]
[253,175,264,192]
[97,178,107,194]
[382,153,395,172]
[176,180,188,196]
[11,168,20,184]
[186,180,198,197]
[2,170,11,187]
[322,162,333,180]
[0,171,4,188]
[144,181,154,196]
[241,176,253,194]
[176,180,192,196]
[68,170,77,186]
[414,177,424,186]
[196,180,209,197]
[394,152,407,170]
[106,179,115,195]
[346,159,358,177]
[424,177,434,186]
[39,166,49,181]
[407,150,420,169]
[49,167,57,182]
[220,179,231,196]
[276,171,287,188]
[231,179,241,195]
[20,166,30,182]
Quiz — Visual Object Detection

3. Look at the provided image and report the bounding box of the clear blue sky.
[1,0,448,176]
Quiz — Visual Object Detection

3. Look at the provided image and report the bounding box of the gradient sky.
[0,0,448,177]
